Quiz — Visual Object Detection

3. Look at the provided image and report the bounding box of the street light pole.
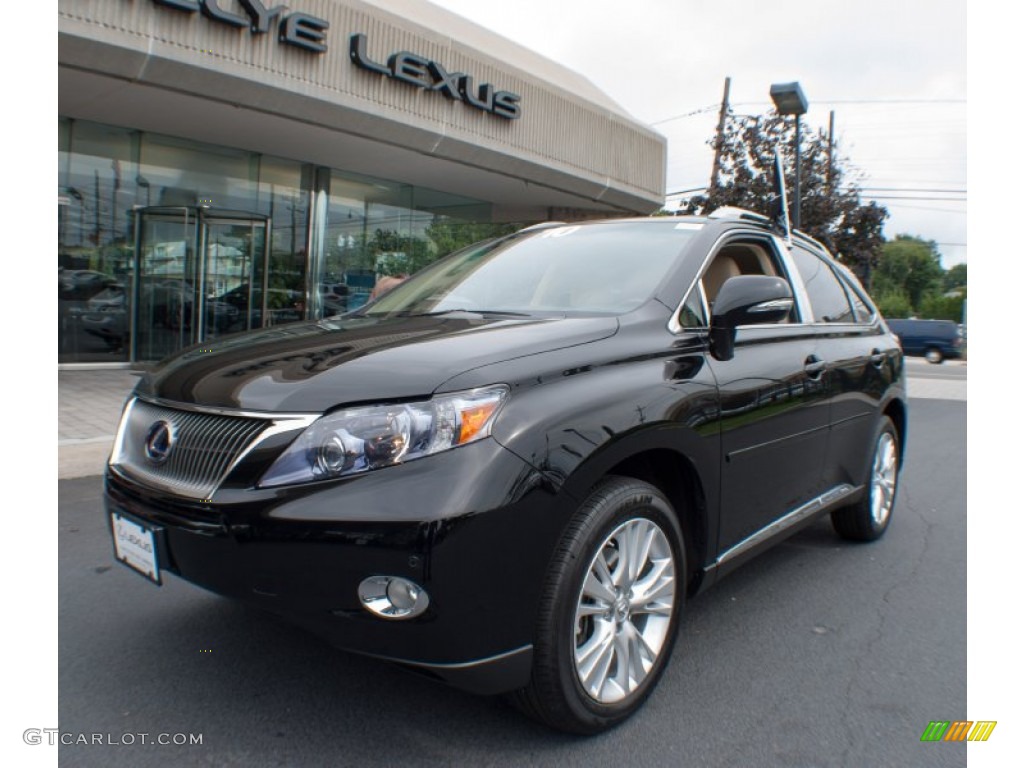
[769,81,809,232]
[793,116,801,230]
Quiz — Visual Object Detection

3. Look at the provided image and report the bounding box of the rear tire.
[925,347,943,364]
[512,476,685,734]
[831,416,900,542]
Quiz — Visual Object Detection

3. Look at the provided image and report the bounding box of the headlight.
[258,385,509,487]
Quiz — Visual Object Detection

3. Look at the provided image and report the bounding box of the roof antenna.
[769,151,792,245]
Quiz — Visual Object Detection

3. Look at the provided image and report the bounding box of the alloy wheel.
[572,517,676,704]
[871,432,898,526]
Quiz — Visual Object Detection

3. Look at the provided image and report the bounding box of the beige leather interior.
[702,243,780,306]
[702,256,741,305]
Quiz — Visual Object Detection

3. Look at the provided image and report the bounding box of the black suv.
[107,211,906,734]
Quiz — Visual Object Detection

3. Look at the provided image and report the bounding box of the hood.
[136,312,618,413]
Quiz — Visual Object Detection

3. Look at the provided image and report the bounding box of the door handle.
[870,348,886,368]
[804,355,827,379]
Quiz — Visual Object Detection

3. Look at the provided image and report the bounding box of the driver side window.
[701,239,793,322]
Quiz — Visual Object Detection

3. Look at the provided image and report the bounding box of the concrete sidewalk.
[59,369,139,479]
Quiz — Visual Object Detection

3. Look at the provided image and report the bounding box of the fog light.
[358,576,429,619]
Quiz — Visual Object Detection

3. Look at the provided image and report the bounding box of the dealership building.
[58,0,666,365]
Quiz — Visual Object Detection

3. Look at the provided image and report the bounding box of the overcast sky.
[430,0,967,266]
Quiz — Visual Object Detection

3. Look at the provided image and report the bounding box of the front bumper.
[105,438,565,695]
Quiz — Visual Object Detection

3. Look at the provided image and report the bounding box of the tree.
[425,218,522,259]
[872,235,944,312]
[874,291,913,319]
[943,262,967,293]
[690,109,888,283]
[919,292,965,322]
[366,228,433,276]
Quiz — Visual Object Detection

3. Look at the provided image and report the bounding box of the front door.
[132,208,270,362]
[711,327,831,552]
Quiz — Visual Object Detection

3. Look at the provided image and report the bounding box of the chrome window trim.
[771,235,815,323]
[667,228,811,334]
[667,230,733,335]
[831,260,880,325]
[788,242,878,326]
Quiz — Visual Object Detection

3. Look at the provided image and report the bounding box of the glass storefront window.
[258,158,309,324]
[58,118,513,363]
[59,121,139,363]
[320,171,508,315]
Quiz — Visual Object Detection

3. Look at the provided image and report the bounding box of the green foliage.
[691,109,888,280]
[874,291,913,319]
[425,218,523,260]
[943,262,967,292]
[357,228,431,276]
[872,235,944,311]
[919,292,965,322]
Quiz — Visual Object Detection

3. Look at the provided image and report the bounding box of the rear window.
[790,247,856,323]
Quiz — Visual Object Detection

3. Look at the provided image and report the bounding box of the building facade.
[58,0,666,364]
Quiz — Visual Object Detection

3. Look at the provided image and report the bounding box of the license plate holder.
[111,511,162,585]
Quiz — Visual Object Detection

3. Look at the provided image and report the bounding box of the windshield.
[359,222,702,317]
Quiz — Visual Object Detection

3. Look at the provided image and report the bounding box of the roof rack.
[705,207,772,225]
[517,221,568,233]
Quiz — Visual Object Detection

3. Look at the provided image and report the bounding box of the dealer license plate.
[111,512,161,584]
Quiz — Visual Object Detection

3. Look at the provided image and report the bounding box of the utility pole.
[709,77,731,192]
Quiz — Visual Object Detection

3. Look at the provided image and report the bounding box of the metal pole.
[793,116,802,231]
[709,77,732,191]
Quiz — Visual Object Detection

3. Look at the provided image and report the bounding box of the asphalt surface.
[58,398,966,767]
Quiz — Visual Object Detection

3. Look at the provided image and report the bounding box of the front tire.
[513,477,685,734]
[831,416,900,541]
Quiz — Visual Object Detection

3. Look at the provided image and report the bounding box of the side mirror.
[710,275,794,361]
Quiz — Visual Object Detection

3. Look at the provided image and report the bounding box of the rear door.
[787,246,898,493]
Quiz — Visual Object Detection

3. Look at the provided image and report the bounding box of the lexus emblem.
[144,421,175,465]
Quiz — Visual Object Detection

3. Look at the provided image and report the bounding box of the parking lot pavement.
[57,398,965,767]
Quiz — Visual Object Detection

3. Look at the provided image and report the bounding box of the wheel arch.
[557,434,714,598]
[605,449,708,596]
[882,397,908,467]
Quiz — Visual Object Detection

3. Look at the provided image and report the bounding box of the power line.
[857,187,967,194]
[649,104,718,126]
[878,203,968,214]
[731,98,965,107]
[666,186,708,197]
[864,195,967,202]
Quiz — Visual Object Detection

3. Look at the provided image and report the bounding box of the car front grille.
[113,398,272,499]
